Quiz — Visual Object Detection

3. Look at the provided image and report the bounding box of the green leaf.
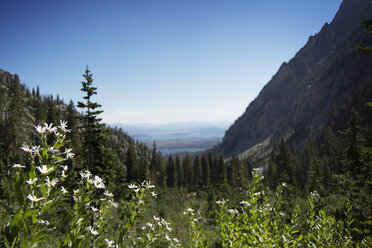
[30,232,49,247]
[15,179,25,205]
[10,209,23,236]
[297,234,303,242]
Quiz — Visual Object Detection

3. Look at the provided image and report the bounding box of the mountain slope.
[215,0,372,158]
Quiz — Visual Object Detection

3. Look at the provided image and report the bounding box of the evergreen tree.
[201,153,211,188]
[166,155,177,187]
[216,154,227,186]
[341,108,365,181]
[66,100,81,151]
[193,155,202,188]
[175,154,184,187]
[183,154,193,187]
[138,157,150,182]
[276,139,293,184]
[77,68,106,175]
[150,141,159,184]
[126,144,139,183]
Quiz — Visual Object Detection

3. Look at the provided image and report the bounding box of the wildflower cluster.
[210,171,363,247]
[63,168,119,247]
[5,121,73,247]
[137,216,180,247]
[183,208,208,248]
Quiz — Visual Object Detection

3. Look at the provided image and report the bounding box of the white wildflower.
[38,220,49,225]
[61,170,68,180]
[26,178,38,185]
[90,206,99,212]
[108,199,119,208]
[59,120,70,133]
[151,191,157,198]
[13,164,26,169]
[165,233,171,241]
[89,226,99,236]
[105,239,115,247]
[44,123,57,133]
[35,125,45,134]
[216,199,229,205]
[48,146,59,154]
[27,194,45,204]
[73,189,80,195]
[31,145,41,155]
[61,186,68,195]
[93,176,105,189]
[45,176,59,188]
[104,191,114,197]
[128,183,137,189]
[36,165,53,175]
[154,216,160,221]
[227,209,239,215]
[65,148,75,159]
[21,145,32,153]
[281,182,287,187]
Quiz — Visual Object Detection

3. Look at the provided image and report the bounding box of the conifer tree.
[126,144,139,183]
[201,153,211,188]
[341,108,368,183]
[150,141,159,184]
[217,154,227,186]
[183,154,193,187]
[175,154,184,187]
[166,155,177,187]
[77,67,106,174]
[193,155,202,188]
[276,139,293,184]
[139,157,150,182]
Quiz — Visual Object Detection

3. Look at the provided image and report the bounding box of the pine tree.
[276,139,293,184]
[77,68,106,174]
[126,144,139,183]
[183,154,193,187]
[201,153,211,188]
[175,154,184,187]
[166,155,177,187]
[193,155,202,188]
[138,157,150,182]
[150,141,159,184]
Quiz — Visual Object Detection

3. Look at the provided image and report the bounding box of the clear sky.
[0,0,343,125]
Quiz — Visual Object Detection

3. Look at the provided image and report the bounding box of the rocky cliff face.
[216,0,372,158]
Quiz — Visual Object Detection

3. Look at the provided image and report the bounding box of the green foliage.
[358,19,372,54]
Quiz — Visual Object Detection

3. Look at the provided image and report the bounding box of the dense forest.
[0,13,371,248]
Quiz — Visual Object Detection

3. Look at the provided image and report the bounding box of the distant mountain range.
[110,121,230,154]
[214,0,372,158]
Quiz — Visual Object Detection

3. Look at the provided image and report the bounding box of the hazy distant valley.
[111,121,229,155]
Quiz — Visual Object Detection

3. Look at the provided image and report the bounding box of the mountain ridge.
[215,0,372,158]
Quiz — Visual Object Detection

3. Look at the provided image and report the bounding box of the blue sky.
[0,0,342,125]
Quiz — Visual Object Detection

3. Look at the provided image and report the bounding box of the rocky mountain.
[215,0,372,158]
